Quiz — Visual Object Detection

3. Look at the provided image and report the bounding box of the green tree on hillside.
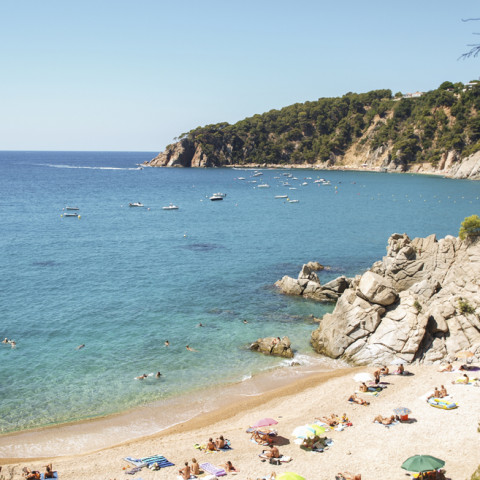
[459,214,480,240]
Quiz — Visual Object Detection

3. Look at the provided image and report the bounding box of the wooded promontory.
[147,81,480,179]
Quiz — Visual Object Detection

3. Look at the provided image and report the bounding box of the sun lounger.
[199,462,226,477]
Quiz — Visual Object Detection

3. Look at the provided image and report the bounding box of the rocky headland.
[276,234,480,365]
[146,138,480,180]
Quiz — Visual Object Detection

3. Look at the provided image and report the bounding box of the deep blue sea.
[1,151,479,438]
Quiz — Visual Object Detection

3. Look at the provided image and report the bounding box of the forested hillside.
[149,81,480,173]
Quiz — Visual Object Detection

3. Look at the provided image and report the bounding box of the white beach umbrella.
[353,372,374,383]
[391,358,407,365]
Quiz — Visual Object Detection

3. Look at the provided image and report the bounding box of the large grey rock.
[249,336,294,358]
[311,233,480,365]
[275,264,350,302]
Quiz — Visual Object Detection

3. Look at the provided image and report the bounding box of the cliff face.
[146,136,480,180]
[310,234,480,365]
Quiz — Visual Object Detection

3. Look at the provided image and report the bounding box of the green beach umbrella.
[276,473,306,480]
[401,455,445,473]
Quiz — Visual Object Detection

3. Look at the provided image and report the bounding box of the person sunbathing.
[221,461,238,472]
[452,373,469,384]
[348,394,369,405]
[359,382,368,392]
[374,415,396,425]
[380,365,389,375]
[191,458,200,475]
[337,473,361,480]
[428,387,441,399]
[44,464,55,479]
[251,430,273,445]
[216,435,226,449]
[438,363,452,372]
[206,437,218,451]
[316,414,338,426]
[264,445,280,459]
[395,364,405,375]
[178,461,191,480]
[23,468,41,480]
[439,385,448,398]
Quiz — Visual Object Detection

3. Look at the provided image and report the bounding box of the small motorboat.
[210,195,224,201]
[275,195,288,199]
[288,199,299,203]
[257,184,270,188]
[162,204,179,210]
[65,206,79,210]
[129,202,144,207]
[63,212,80,217]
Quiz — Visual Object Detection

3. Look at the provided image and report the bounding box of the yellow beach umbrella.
[277,473,306,480]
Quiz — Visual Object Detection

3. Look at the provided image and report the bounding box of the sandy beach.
[1,365,478,480]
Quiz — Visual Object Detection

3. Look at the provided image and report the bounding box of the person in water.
[186,345,197,352]
[155,371,162,378]
[164,340,170,346]
[135,373,148,380]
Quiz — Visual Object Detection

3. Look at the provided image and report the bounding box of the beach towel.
[40,474,58,480]
[355,390,379,396]
[177,476,197,480]
[374,420,399,428]
[199,463,226,477]
[124,454,174,469]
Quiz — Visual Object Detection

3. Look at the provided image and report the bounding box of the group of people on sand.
[203,435,228,451]
[428,385,448,399]
[179,457,238,479]
[316,413,348,427]
[23,464,55,479]
[2,337,16,348]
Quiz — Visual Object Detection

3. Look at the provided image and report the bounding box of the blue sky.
[1,0,480,151]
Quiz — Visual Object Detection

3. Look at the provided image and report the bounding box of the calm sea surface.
[1,151,478,437]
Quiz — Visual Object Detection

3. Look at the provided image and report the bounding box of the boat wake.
[38,163,142,171]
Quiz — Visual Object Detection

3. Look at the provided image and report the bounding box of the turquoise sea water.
[1,151,479,436]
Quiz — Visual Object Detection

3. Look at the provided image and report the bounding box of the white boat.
[302,182,308,186]
[253,172,263,177]
[129,202,144,207]
[64,212,80,217]
[162,204,179,210]
[210,195,224,201]
[257,184,270,188]
[275,195,288,199]
[237,177,246,180]
[288,199,299,203]
[65,206,79,211]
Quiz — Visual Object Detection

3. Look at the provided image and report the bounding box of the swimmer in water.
[164,340,170,347]
[198,323,204,327]
[155,371,162,378]
[77,344,85,350]
[135,374,148,380]
[186,345,197,352]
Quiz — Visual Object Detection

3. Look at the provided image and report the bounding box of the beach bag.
[269,458,281,465]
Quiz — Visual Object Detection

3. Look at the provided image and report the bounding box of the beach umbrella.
[393,407,412,416]
[252,417,278,428]
[276,473,305,480]
[292,424,326,439]
[353,372,374,383]
[401,455,445,473]
[391,358,407,365]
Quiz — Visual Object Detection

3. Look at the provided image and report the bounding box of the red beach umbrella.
[252,417,278,428]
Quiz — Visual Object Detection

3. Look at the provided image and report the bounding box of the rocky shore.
[276,234,480,365]
[145,138,480,180]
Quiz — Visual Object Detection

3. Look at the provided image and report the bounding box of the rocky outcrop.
[275,263,350,302]
[148,139,214,168]
[311,233,480,365]
[249,336,294,358]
